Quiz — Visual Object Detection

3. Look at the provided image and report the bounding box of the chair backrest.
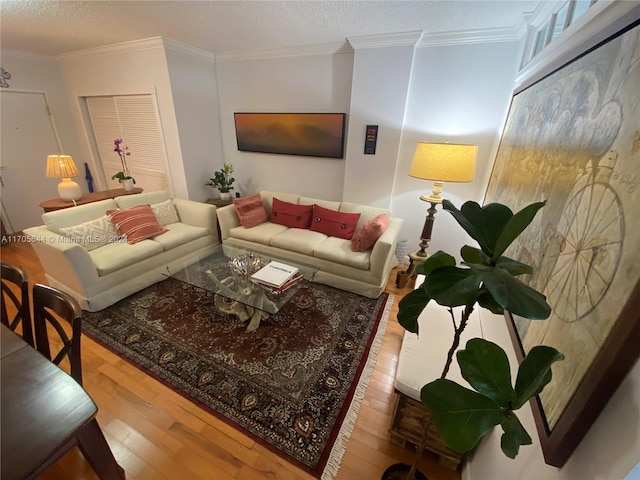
[33,284,83,385]
[1,261,34,347]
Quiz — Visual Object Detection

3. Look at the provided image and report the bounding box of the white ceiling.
[0,0,542,57]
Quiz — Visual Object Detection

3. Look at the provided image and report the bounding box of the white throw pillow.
[59,215,121,251]
[151,199,180,226]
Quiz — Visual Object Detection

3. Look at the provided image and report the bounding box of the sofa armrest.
[23,226,100,295]
[173,199,219,243]
[216,204,240,241]
[369,217,403,278]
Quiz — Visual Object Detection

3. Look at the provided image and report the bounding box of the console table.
[39,188,143,213]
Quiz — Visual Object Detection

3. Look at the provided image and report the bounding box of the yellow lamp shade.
[409,142,477,182]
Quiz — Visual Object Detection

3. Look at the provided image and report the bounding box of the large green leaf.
[460,245,490,265]
[514,345,564,408]
[424,266,482,307]
[494,256,533,276]
[443,200,513,257]
[500,413,532,458]
[419,250,457,275]
[476,290,504,314]
[421,379,504,453]
[492,201,546,261]
[471,266,551,320]
[457,338,516,408]
[397,287,431,334]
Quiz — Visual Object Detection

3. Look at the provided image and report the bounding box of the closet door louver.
[86,95,170,194]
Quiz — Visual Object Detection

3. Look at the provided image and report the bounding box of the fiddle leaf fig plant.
[397,199,563,461]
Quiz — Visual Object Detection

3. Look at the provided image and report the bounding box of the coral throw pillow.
[271,197,313,229]
[233,193,269,228]
[310,204,361,240]
[351,213,389,252]
[107,204,168,244]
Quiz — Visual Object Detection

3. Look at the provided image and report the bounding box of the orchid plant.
[111,138,135,184]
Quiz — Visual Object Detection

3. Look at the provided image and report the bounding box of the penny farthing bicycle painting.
[484,19,640,467]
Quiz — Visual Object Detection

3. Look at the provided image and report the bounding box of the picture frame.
[234,112,346,159]
[484,18,640,467]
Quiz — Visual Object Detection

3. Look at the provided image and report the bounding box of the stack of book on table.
[250,261,303,293]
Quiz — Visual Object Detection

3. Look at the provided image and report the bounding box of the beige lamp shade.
[46,155,79,179]
[409,142,477,182]
[46,154,82,201]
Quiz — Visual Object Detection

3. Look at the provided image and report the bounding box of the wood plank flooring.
[1,239,461,480]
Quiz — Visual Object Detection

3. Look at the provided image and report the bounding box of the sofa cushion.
[89,240,163,276]
[314,237,370,270]
[260,191,300,215]
[229,222,289,246]
[310,204,361,240]
[270,228,328,255]
[43,199,118,233]
[233,193,269,228]
[299,196,340,211]
[151,199,180,226]
[339,202,392,229]
[115,191,170,209]
[59,215,122,251]
[351,214,389,252]
[270,197,313,229]
[151,223,209,250]
[107,205,168,244]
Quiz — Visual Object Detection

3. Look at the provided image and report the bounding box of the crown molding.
[162,38,215,62]
[56,37,167,61]
[215,41,351,63]
[418,25,524,48]
[0,48,58,63]
[347,31,424,49]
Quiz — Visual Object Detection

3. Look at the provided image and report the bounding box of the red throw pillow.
[270,197,313,229]
[351,214,389,252]
[310,204,361,240]
[233,193,269,228]
[107,204,168,244]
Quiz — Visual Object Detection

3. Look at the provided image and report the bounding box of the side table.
[40,188,143,213]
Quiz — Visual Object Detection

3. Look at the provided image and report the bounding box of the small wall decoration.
[234,113,346,159]
[0,68,11,88]
[485,19,640,467]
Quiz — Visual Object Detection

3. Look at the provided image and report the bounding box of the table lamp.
[46,154,82,201]
[397,141,477,287]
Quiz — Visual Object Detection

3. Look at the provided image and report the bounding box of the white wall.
[343,34,420,209]
[214,47,353,200]
[0,49,85,186]
[56,38,190,198]
[164,43,223,202]
[392,40,522,259]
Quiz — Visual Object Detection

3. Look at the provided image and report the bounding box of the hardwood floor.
[1,240,461,480]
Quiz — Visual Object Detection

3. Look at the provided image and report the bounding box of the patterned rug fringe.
[321,293,394,480]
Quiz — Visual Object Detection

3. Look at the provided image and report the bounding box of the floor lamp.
[396,142,477,288]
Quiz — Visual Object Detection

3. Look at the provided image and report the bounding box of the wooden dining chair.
[33,283,84,385]
[1,261,34,347]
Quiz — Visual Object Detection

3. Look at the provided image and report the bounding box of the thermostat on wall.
[364,125,378,154]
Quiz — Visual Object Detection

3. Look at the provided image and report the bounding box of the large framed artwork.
[234,113,346,158]
[484,19,640,467]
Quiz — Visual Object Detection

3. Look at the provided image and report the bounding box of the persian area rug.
[82,277,391,479]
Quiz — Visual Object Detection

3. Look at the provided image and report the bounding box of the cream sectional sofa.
[24,191,219,311]
[216,191,403,298]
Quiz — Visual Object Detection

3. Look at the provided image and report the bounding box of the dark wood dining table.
[1,325,125,479]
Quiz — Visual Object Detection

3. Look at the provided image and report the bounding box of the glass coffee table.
[164,245,317,331]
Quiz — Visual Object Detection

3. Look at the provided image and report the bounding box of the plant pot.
[219,191,232,201]
[121,178,135,191]
[381,463,428,480]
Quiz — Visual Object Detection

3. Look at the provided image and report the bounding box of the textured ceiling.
[0,0,541,57]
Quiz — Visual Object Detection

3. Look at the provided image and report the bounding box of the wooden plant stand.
[389,392,464,470]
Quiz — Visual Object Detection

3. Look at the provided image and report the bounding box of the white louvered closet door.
[86,95,170,194]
